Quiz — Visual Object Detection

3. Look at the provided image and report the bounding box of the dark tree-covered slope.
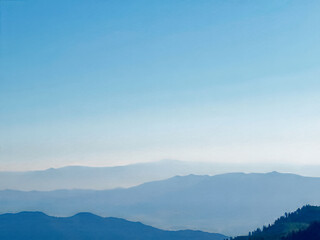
[283,221,320,240]
[234,205,320,240]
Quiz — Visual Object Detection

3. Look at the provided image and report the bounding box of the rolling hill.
[0,211,227,240]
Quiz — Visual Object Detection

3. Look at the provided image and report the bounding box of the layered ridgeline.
[1,172,320,235]
[0,212,227,240]
[233,205,320,240]
[0,160,215,191]
[1,160,320,191]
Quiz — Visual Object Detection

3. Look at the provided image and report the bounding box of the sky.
[1,0,320,171]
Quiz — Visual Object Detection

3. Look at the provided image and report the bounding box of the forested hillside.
[283,221,320,240]
[234,205,320,240]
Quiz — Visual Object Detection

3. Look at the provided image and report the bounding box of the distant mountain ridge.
[1,160,320,191]
[0,160,222,191]
[0,211,227,240]
[1,172,320,235]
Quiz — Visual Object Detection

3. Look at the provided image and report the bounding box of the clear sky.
[1,0,320,171]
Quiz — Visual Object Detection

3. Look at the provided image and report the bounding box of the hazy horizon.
[1,0,320,171]
[1,159,320,179]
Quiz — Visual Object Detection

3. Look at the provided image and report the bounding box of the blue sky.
[1,0,320,170]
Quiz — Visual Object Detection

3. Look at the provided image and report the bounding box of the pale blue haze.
[1,0,320,170]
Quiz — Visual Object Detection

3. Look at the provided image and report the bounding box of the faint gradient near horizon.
[1,0,320,171]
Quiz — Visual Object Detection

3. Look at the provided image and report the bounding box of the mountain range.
[1,172,320,235]
[0,160,217,191]
[1,160,320,191]
[0,211,226,240]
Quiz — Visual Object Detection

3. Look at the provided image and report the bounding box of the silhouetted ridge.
[71,212,103,220]
[0,212,227,240]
